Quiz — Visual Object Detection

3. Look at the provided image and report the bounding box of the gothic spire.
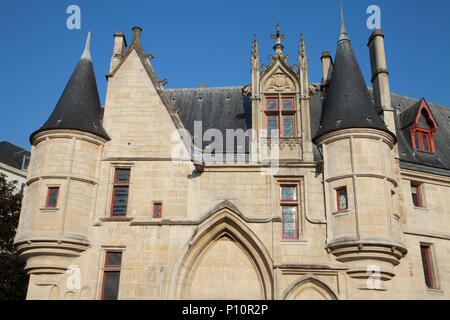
[313,5,391,141]
[339,2,349,42]
[251,34,260,61]
[30,33,109,142]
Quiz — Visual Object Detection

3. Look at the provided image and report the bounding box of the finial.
[252,34,259,60]
[271,22,286,55]
[339,1,349,41]
[81,32,92,60]
[299,33,307,60]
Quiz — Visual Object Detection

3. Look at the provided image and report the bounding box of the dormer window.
[265,97,296,138]
[409,99,438,153]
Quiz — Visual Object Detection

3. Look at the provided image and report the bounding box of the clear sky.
[1,0,449,149]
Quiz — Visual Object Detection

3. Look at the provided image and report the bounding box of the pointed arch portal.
[169,204,273,299]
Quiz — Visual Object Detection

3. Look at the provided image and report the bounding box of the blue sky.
[1,0,449,149]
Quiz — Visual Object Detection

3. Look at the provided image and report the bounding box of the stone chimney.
[320,51,333,92]
[109,31,127,73]
[368,29,395,134]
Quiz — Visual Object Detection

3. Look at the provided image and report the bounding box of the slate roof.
[166,87,252,152]
[164,86,450,176]
[0,141,30,171]
[313,30,391,141]
[30,34,109,142]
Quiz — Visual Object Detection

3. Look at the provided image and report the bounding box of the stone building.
[0,141,30,193]
[15,9,450,300]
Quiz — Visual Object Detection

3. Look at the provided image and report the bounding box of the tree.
[0,174,28,300]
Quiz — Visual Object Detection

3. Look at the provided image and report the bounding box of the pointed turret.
[314,5,391,141]
[30,32,109,142]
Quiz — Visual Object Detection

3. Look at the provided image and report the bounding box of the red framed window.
[265,98,296,138]
[282,115,295,137]
[411,128,434,152]
[267,115,279,138]
[411,183,423,208]
[45,187,59,208]
[336,188,348,211]
[280,185,299,240]
[281,98,294,110]
[153,203,162,218]
[266,99,278,111]
[420,245,437,289]
[111,169,130,217]
[101,251,122,300]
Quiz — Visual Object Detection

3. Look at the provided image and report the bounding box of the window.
[411,183,423,208]
[265,98,296,138]
[21,156,30,171]
[45,187,59,208]
[111,169,130,217]
[336,187,348,211]
[409,99,437,153]
[101,252,122,300]
[153,203,162,218]
[281,185,299,240]
[420,244,437,289]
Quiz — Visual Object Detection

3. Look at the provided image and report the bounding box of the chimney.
[320,51,333,92]
[368,29,396,134]
[132,26,143,45]
[109,31,127,73]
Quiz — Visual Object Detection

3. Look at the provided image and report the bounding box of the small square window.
[46,187,59,208]
[114,169,130,183]
[336,188,348,211]
[282,99,294,110]
[153,203,162,218]
[266,99,278,111]
[281,186,297,201]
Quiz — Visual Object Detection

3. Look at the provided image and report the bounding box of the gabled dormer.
[250,24,313,162]
[401,98,438,153]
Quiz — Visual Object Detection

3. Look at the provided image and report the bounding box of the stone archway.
[282,275,339,300]
[169,204,273,299]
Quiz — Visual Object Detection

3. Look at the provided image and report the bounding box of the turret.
[314,6,406,294]
[15,33,109,298]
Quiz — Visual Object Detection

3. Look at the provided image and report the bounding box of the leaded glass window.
[102,251,122,300]
[267,99,278,110]
[283,116,294,137]
[267,116,279,138]
[46,187,59,208]
[115,169,130,182]
[281,186,297,201]
[111,186,128,216]
[282,99,294,110]
[337,188,348,211]
[282,206,298,239]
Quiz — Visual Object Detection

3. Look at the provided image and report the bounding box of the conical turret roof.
[30,33,109,142]
[314,7,392,141]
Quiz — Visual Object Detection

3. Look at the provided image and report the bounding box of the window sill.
[99,217,133,222]
[332,209,350,216]
[425,288,444,294]
[281,239,309,245]
[40,207,59,212]
[413,206,429,212]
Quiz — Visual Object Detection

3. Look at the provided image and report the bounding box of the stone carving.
[265,72,294,92]
[242,84,252,96]
[309,84,320,95]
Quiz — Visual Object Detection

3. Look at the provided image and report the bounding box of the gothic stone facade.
[14,21,450,300]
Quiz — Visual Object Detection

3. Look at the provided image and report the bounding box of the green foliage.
[0,174,28,300]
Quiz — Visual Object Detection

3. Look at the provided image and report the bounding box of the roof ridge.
[165,86,244,91]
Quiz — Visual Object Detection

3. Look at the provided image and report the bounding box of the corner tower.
[314,7,406,293]
[15,33,109,298]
